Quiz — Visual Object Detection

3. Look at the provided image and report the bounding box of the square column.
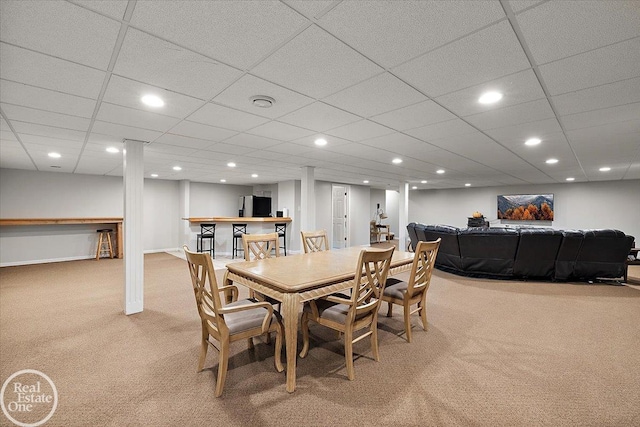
[123,139,144,315]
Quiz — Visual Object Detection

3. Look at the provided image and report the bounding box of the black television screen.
[252,196,272,218]
[497,194,554,221]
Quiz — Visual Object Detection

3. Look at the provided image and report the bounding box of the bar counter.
[185,217,292,224]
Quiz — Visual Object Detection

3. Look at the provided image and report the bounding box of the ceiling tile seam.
[500,0,585,182]
[551,74,640,100]
[66,0,130,23]
[0,101,93,122]
[99,100,186,121]
[72,1,136,174]
[621,144,640,180]
[0,106,38,170]
[512,0,551,15]
[279,0,342,21]
[0,77,98,103]
[533,34,640,68]
[565,116,640,135]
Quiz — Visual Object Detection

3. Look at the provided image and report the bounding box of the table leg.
[222,270,234,304]
[282,293,300,393]
[115,222,123,258]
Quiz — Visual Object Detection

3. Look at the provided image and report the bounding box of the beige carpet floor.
[1,253,639,426]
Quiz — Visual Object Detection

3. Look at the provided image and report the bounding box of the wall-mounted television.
[497,194,554,221]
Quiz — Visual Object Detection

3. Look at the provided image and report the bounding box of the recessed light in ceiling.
[478,91,503,104]
[412,186,418,190]
[421,180,427,184]
[363,180,369,184]
[251,173,258,178]
[525,138,541,146]
[392,158,402,164]
[566,177,575,181]
[48,152,61,158]
[220,179,226,183]
[314,138,327,146]
[546,158,558,164]
[141,94,164,107]
[436,169,445,174]
[250,95,275,108]
[227,162,236,168]
[172,166,182,171]
[151,173,158,178]
[465,183,471,187]
[599,167,611,172]
[106,147,119,153]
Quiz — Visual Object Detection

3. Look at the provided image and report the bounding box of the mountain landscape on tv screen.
[497,194,554,221]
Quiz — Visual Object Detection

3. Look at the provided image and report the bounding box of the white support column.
[399,182,409,251]
[179,180,191,249]
[123,139,144,315]
[300,166,315,232]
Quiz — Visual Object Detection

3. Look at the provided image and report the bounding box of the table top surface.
[226,246,414,293]
[185,217,292,223]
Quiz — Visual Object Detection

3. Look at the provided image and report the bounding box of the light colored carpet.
[1,253,639,426]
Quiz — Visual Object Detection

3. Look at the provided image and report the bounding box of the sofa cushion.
[458,227,519,276]
[513,228,563,278]
[573,230,634,279]
[422,224,462,271]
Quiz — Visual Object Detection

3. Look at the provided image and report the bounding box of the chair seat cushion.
[383,278,408,300]
[224,299,277,334]
[304,296,367,324]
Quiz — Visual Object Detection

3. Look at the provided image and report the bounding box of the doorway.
[331,184,349,249]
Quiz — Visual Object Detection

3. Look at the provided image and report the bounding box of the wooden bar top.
[185,217,292,224]
[0,218,123,226]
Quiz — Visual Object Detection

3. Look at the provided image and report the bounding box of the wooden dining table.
[223,245,415,393]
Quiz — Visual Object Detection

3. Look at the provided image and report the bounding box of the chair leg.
[198,325,208,372]
[344,329,355,380]
[299,312,310,358]
[106,233,114,258]
[274,323,284,373]
[404,300,412,343]
[371,322,380,362]
[247,337,254,349]
[215,341,230,398]
[96,233,103,260]
[386,301,393,317]
[419,297,428,331]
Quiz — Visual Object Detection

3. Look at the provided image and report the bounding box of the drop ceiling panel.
[551,76,640,116]
[187,103,269,132]
[465,98,555,131]
[291,134,352,150]
[1,104,90,132]
[0,0,120,69]
[278,102,360,132]
[509,1,546,14]
[12,122,86,142]
[130,0,308,70]
[370,100,456,132]
[74,156,122,176]
[203,142,261,156]
[393,21,531,97]
[70,0,128,20]
[213,74,314,119]
[319,0,505,68]
[153,134,214,151]
[566,121,640,143]
[222,133,282,150]
[251,25,383,99]
[96,103,180,132]
[0,80,97,118]
[560,103,640,132]
[113,28,243,99]
[284,1,335,19]
[516,0,640,65]
[256,142,313,156]
[539,38,640,96]
[325,120,395,142]
[485,118,563,146]
[90,121,163,143]
[0,44,106,99]
[246,121,315,141]
[322,73,427,118]
[0,144,34,170]
[406,119,478,142]
[167,121,237,143]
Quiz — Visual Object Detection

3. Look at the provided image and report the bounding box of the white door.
[331,185,349,249]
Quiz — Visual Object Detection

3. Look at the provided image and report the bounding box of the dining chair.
[299,246,395,380]
[382,239,440,343]
[370,220,383,243]
[242,233,281,309]
[301,230,329,253]
[183,245,283,397]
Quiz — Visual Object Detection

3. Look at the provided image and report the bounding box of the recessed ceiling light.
[227,162,236,168]
[48,152,61,158]
[220,179,226,183]
[436,169,445,174]
[525,138,541,146]
[250,95,275,108]
[392,158,402,164]
[150,173,158,178]
[545,158,558,164]
[412,186,418,190]
[314,138,327,146]
[478,91,502,104]
[172,166,182,171]
[363,180,369,184]
[106,147,119,153]
[421,180,427,184]
[251,173,258,178]
[141,94,164,107]
[599,166,611,172]
[465,183,471,187]
[566,177,575,181]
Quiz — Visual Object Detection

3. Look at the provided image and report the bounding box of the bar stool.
[275,223,287,256]
[197,223,215,258]
[232,224,247,259]
[96,229,114,260]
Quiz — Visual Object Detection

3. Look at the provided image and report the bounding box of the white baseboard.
[0,255,93,267]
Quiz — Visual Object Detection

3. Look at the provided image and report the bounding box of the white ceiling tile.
[97,103,180,132]
[277,102,360,132]
[74,156,122,175]
[223,133,282,150]
[0,80,97,118]
[202,142,261,157]
[465,99,555,131]
[508,1,545,14]
[0,142,35,170]
[251,25,383,99]
[393,20,531,97]
[102,75,204,119]
[284,0,335,19]
[247,121,315,141]
[406,119,478,142]
[326,120,395,142]
[113,28,243,99]
[552,77,640,116]
[0,43,106,99]
[213,74,314,119]
[167,121,237,142]
[435,69,546,117]
[12,122,86,142]
[319,0,505,68]
[0,0,120,69]
[539,38,640,96]
[517,0,640,65]
[566,121,640,143]
[153,134,214,151]
[561,103,640,132]
[252,142,312,156]
[187,103,269,132]
[69,0,128,20]
[1,104,90,132]
[90,121,163,143]
[130,0,308,69]
[370,100,457,131]
[290,134,352,150]
[485,118,562,145]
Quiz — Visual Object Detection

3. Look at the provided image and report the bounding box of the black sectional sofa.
[407,223,634,281]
